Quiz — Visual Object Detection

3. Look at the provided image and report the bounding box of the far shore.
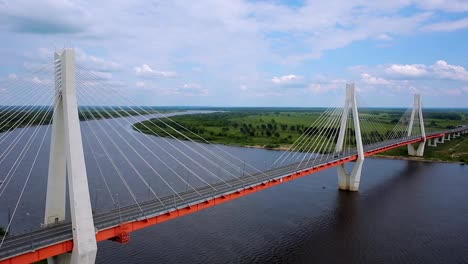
[370,154,465,164]
[216,143,466,164]
[236,144,465,164]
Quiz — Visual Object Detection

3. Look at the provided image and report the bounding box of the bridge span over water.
[0,49,466,264]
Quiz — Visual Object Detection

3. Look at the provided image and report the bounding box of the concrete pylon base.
[408,142,425,156]
[338,158,364,192]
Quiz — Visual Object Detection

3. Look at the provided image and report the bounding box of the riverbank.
[371,154,466,164]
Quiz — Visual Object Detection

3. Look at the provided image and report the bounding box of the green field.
[133,108,468,159]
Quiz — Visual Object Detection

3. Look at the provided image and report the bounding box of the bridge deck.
[0,127,466,263]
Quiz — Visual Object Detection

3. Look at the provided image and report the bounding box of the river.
[0,111,467,263]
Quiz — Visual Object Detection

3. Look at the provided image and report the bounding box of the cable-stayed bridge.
[0,49,466,264]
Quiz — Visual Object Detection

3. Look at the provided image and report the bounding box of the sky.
[0,0,467,107]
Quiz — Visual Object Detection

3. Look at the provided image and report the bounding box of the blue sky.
[0,0,467,107]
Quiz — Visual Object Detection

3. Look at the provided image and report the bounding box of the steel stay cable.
[0,90,59,195]
[77,101,171,205]
[82,129,117,208]
[76,85,211,195]
[80,107,150,211]
[299,107,343,165]
[0,79,54,130]
[272,107,336,166]
[76,68,258,177]
[313,107,344,166]
[0,93,57,249]
[0,88,56,158]
[77,87,194,200]
[75,81,234,190]
[74,75,249,186]
[305,107,345,168]
[0,61,55,96]
[76,80,248,187]
[285,107,339,165]
[297,107,343,169]
[322,110,346,163]
[388,108,411,140]
[299,107,342,166]
[0,78,56,140]
[76,66,279,180]
[277,106,338,166]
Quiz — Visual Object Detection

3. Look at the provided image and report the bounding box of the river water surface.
[0,112,467,263]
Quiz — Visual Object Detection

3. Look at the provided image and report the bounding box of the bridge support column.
[335,84,364,192]
[446,133,451,141]
[407,94,426,157]
[44,49,97,264]
[427,138,437,147]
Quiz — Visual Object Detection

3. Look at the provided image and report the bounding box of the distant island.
[133,108,468,164]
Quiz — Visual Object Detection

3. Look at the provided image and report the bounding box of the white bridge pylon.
[335,84,364,192]
[44,49,97,264]
[407,94,426,156]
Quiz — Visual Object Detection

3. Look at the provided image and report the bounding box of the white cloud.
[307,80,344,94]
[360,73,390,85]
[76,49,121,72]
[0,1,467,106]
[376,33,393,41]
[170,83,208,96]
[0,0,90,34]
[423,17,468,32]
[385,64,428,78]
[431,60,468,81]
[271,74,304,87]
[8,74,17,80]
[272,74,301,84]
[415,0,468,12]
[135,81,145,87]
[357,60,468,82]
[135,64,177,78]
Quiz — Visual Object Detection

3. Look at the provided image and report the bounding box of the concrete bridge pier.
[427,138,437,147]
[437,136,445,144]
[335,84,364,192]
[445,133,451,141]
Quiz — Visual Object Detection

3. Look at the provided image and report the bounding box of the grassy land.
[0,106,174,133]
[134,110,329,149]
[133,108,468,160]
[379,133,468,163]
